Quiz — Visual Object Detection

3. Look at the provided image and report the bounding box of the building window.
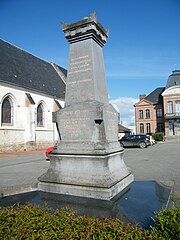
[37,103,44,127]
[167,101,173,114]
[157,123,164,132]
[157,108,163,117]
[1,97,13,125]
[168,120,174,136]
[139,110,143,119]
[177,120,180,135]
[146,123,151,133]
[176,101,180,115]
[146,109,150,119]
[140,123,144,133]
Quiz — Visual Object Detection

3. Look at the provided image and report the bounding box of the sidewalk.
[0,149,46,157]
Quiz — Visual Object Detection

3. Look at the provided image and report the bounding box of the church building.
[0,39,66,152]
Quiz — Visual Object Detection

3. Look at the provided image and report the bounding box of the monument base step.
[38,174,133,200]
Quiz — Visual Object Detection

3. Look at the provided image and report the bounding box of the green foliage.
[151,201,180,240]
[1,202,179,239]
[0,204,153,239]
[153,132,164,141]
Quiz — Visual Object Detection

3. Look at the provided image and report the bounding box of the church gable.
[0,39,66,99]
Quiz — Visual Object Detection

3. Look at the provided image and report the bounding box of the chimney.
[139,94,146,101]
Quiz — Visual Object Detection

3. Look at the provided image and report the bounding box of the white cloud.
[110,97,138,127]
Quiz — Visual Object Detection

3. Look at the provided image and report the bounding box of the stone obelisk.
[38,13,133,200]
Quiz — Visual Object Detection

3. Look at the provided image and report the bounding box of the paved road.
[124,142,180,197]
[0,150,49,196]
[0,143,179,197]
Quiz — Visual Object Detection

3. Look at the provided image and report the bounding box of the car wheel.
[139,141,147,149]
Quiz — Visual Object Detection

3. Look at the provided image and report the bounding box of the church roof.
[0,39,66,99]
[166,70,180,89]
[144,87,165,105]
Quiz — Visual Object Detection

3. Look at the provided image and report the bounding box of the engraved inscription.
[62,118,88,136]
[68,78,91,84]
[68,55,92,75]
[61,109,90,138]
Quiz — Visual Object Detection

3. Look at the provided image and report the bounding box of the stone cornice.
[61,12,109,47]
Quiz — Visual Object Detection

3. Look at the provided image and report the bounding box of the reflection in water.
[0,181,172,230]
[155,181,173,203]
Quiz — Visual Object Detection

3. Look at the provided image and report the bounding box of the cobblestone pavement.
[0,143,179,198]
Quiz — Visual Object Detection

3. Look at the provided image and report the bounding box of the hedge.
[153,132,164,142]
[2,203,179,239]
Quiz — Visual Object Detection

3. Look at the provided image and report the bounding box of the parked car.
[45,146,54,160]
[119,134,151,149]
[146,135,155,145]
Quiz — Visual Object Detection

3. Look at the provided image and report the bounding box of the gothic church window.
[1,97,13,125]
[37,103,44,127]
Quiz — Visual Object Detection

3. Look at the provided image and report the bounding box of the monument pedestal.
[38,151,133,200]
[38,13,134,200]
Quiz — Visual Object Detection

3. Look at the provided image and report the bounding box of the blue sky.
[1,0,180,125]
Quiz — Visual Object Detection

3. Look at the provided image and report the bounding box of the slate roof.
[166,70,180,89]
[0,39,66,99]
[144,87,165,105]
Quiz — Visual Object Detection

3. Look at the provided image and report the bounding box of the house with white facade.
[0,39,66,152]
[134,70,180,142]
[162,70,180,140]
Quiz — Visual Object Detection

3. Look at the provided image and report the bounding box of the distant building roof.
[144,87,165,105]
[118,123,131,133]
[0,39,66,99]
[166,70,180,89]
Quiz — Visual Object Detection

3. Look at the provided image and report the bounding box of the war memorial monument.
[38,13,134,200]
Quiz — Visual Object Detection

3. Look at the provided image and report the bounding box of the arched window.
[146,109,150,119]
[167,101,173,114]
[146,123,151,134]
[139,110,143,119]
[1,96,13,125]
[140,123,144,133]
[37,103,44,127]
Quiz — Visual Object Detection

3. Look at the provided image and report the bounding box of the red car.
[45,146,54,160]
